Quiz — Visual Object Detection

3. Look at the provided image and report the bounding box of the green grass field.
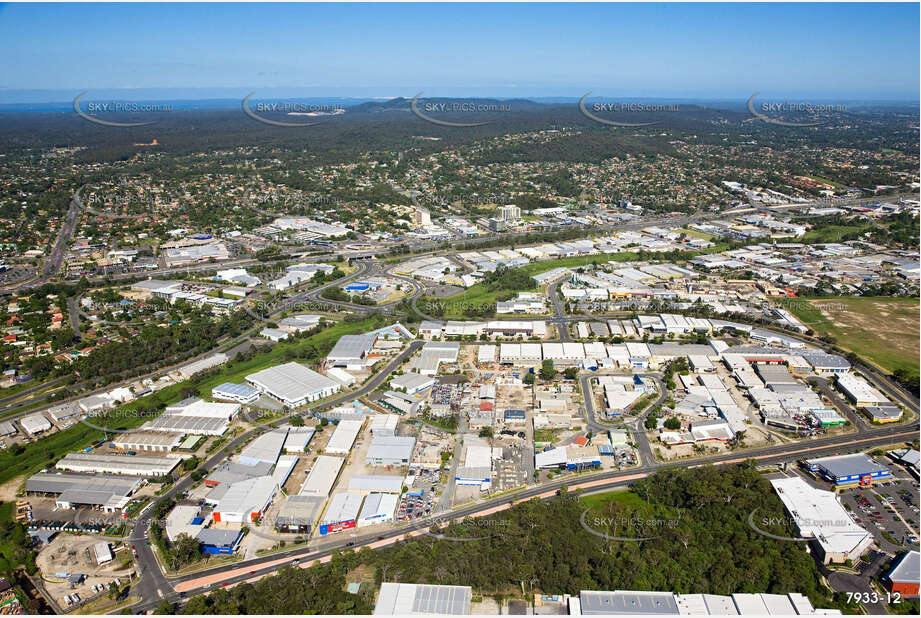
[785,296,919,379]
[800,224,870,244]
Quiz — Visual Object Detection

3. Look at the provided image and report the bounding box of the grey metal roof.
[247,362,339,402]
[366,436,415,462]
[25,472,140,497]
[806,453,890,478]
[213,382,258,398]
[887,550,920,584]
[375,583,472,615]
[579,591,679,615]
[196,528,243,547]
[276,495,325,526]
[328,334,376,361]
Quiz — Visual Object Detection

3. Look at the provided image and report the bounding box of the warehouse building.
[111,431,183,452]
[239,428,288,466]
[325,419,364,455]
[93,542,113,565]
[357,492,398,527]
[861,405,904,423]
[275,495,325,533]
[411,342,460,375]
[204,461,273,488]
[380,390,421,415]
[569,590,836,615]
[390,372,436,395]
[374,582,472,615]
[319,492,364,535]
[211,382,260,404]
[574,590,678,615]
[884,550,920,598]
[299,455,344,497]
[369,414,399,436]
[19,413,52,435]
[835,373,889,407]
[347,475,405,494]
[212,475,278,523]
[55,453,182,477]
[804,453,892,487]
[197,528,244,555]
[283,427,315,453]
[366,436,416,466]
[327,334,376,370]
[770,477,873,564]
[25,472,141,512]
[246,362,341,407]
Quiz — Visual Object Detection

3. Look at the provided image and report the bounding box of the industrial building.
[211,382,260,404]
[369,414,399,436]
[569,590,836,615]
[246,362,341,408]
[319,492,364,534]
[374,582,472,615]
[366,436,416,466]
[804,453,892,487]
[347,475,405,494]
[770,477,873,564]
[211,475,278,523]
[283,427,315,453]
[861,405,904,423]
[325,419,364,455]
[299,455,344,496]
[165,505,206,542]
[197,528,244,555]
[239,428,288,466]
[111,431,184,452]
[358,493,398,527]
[327,334,376,370]
[275,495,325,533]
[410,342,460,375]
[54,452,182,477]
[884,550,920,598]
[25,472,141,512]
[19,413,52,435]
[835,373,889,407]
[390,372,436,395]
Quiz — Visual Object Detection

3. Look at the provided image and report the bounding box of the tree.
[478,427,494,439]
[153,600,175,614]
[289,415,304,427]
[563,367,579,380]
[663,417,681,430]
[523,372,535,385]
[539,359,557,381]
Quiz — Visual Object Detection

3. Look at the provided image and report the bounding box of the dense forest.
[170,463,845,614]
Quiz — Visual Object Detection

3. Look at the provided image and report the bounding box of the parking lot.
[838,479,920,553]
[396,468,437,522]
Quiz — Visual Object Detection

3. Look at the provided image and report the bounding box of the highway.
[128,421,919,613]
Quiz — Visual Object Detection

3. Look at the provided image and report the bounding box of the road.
[127,339,425,603]
[128,421,919,613]
[579,372,665,466]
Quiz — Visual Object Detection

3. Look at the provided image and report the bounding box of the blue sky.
[0,2,917,101]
